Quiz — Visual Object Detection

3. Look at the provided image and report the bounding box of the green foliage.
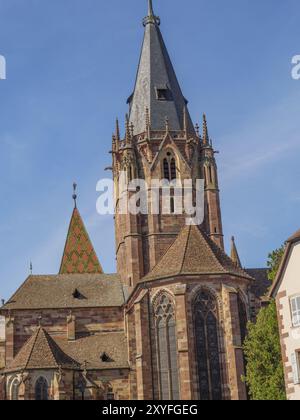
[267,245,285,283]
[243,301,286,400]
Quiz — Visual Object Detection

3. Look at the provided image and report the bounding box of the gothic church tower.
[112,0,223,288]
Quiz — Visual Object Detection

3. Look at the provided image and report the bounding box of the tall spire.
[128,0,194,135]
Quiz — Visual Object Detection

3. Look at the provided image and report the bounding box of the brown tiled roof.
[142,225,253,282]
[287,228,300,243]
[59,208,103,275]
[56,332,129,370]
[2,274,125,310]
[5,329,129,373]
[246,268,270,299]
[269,227,300,297]
[5,327,80,373]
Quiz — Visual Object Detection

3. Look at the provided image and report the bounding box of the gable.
[277,241,300,296]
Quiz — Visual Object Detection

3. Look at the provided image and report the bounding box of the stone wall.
[126,274,250,400]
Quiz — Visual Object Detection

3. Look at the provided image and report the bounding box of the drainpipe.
[145,283,155,401]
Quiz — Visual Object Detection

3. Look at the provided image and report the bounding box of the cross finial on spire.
[143,0,160,26]
[30,261,33,275]
[72,182,77,208]
[203,113,209,145]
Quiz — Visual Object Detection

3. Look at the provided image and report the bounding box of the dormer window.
[101,352,112,362]
[72,288,85,300]
[155,86,172,101]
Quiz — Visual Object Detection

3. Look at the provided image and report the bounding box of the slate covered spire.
[128,0,195,135]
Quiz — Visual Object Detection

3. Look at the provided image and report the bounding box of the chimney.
[67,312,76,341]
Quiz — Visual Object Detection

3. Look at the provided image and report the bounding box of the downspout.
[145,283,155,400]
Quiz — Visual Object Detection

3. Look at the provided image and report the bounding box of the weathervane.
[72,182,77,208]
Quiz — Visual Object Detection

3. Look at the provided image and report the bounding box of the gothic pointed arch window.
[162,151,177,181]
[194,289,222,400]
[35,377,48,401]
[10,378,19,401]
[152,293,180,400]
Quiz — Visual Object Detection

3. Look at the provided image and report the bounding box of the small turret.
[230,236,242,268]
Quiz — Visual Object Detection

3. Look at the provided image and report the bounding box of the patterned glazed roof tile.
[142,225,253,282]
[59,208,103,275]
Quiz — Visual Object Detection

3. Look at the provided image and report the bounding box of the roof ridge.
[142,232,181,276]
[43,329,79,368]
[24,327,41,370]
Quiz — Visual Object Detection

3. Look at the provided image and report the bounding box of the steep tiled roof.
[5,329,129,373]
[142,225,253,282]
[287,228,300,243]
[59,208,103,275]
[5,327,80,373]
[56,333,129,370]
[1,274,125,310]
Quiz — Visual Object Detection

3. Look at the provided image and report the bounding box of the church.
[0,1,269,400]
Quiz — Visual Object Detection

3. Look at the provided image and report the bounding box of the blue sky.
[0,0,299,300]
